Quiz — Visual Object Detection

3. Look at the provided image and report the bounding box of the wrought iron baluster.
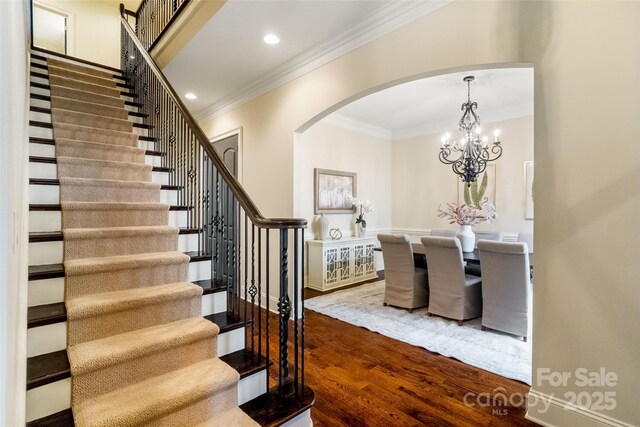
[250,224,256,353]
[265,230,270,397]
[278,229,290,400]
[294,228,299,399]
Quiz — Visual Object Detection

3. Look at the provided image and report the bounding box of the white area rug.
[306,281,532,384]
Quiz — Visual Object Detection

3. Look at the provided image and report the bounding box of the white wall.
[392,115,534,235]
[36,0,130,68]
[295,121,392,239]
[202,1,640,425]
[0,0,30,425]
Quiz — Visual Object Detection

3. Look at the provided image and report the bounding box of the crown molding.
[321,113,392,140]
[391,105,534,141]
[194,0,453,123]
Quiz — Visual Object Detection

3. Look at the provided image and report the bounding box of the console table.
[307,236,378,291]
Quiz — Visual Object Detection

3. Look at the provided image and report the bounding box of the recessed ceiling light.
[263,34,280,45]
[185,93,197,100]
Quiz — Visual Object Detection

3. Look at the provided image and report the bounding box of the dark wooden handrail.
[119,5,306,229]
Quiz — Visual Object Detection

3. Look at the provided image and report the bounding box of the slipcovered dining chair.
[474,231,503,248]
[378,234,429,313]
[430,229,457,238]
[477,241,531,341]
[420,236,482,325]
[467,231,503,276]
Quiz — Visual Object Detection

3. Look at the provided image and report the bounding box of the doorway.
[33,2,73,55]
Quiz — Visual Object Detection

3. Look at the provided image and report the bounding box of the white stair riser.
[28,278,65,307]
[30,126,52,139]
[238,370,267,405]
[25,362,265,423]
[28,317,240,358]
[189,260,212,282]
[25,378,71,422]
[28,259,212,307]
[28,184,179,205]
[29,162,169,185]
[29,233,201,265]
[30,98,50,109]
[29,209,188,233]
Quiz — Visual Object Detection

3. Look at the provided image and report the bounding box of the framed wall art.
[314,168,357,214]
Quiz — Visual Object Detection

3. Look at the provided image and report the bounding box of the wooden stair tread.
[29,178,181,190]
[29,157,172,173]
[28,251,212,280]
[204,311,249,333]
[27,302,66,328]
[29,81,135,98]
[29,227,199,242]
[28,137,164,157]
[29,203,191,211]
[27,280,230,327]
[26,347,266,392]
[29,105,147,119]
[27,350,69,390]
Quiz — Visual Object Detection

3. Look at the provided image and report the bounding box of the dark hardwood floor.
[288,273,536,427]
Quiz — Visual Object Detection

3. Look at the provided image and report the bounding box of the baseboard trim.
[526,389,634,427]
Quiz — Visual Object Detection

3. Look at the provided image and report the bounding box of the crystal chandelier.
[439,76,502,186]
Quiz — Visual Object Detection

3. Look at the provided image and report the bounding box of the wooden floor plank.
[289,277,536,427]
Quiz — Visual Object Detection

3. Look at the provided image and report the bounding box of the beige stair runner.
[47,57,258,427]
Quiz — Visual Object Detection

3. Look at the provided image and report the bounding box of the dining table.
[375,243,534,270]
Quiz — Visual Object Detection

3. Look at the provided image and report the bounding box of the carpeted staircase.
[47,57,258,426]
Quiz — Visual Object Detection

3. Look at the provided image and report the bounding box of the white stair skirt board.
[29,210,187,233]
[28,233,199,265]
[28,319,241,358]
[26,360,265,423]
[526,389,634,427]
[28,184,179,205]
[25,378,72,422]
[29,162,170,185]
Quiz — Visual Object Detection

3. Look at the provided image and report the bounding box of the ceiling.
[322,68,534,140]
[162,0,449,120]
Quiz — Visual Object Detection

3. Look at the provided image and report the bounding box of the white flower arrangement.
[347,197,374,227]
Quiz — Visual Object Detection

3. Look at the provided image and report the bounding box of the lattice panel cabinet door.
[353,243,366,279]
[364,243,376,275]
[324,247,339,286]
